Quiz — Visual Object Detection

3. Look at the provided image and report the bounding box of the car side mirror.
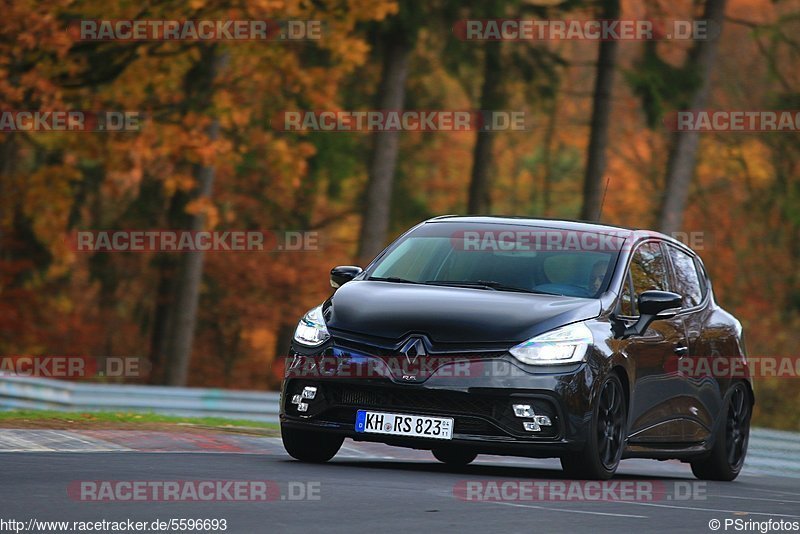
[614,290,682,339]
[330,265,363,288]
[638,290,682,317]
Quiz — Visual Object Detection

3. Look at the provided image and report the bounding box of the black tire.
[432,448,478,466]
[691,382,751,481]
[561,373,627,480]
[281,425,344,463]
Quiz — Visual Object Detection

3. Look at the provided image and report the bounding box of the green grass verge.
[0,409,279,429]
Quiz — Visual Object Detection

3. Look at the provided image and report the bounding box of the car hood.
[325,280,602,345]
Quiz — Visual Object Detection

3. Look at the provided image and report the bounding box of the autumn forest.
[1,0,799,429]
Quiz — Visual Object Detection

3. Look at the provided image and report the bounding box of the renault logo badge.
[399,337,426,365]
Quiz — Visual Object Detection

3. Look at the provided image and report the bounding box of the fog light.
[513,404,534,418]
[302,386,317,400]
[534,415,552,426]
[523,421,541,432]
[291,394,302,405]
[297,402,309,412]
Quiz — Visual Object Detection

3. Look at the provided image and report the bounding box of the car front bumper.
[280,347,599,458]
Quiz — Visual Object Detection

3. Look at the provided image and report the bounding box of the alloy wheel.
[726,386,750,469]
[597,377,625,470]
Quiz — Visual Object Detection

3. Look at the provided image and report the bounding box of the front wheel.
[561,373,627,480]
[691,382,751,481]
[281,425,344,463]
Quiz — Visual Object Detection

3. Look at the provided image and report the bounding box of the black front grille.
[332,335,508,360]
[319,383,560,438]
[454,418,494,434]
[328,383,496,417]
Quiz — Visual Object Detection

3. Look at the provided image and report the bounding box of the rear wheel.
[691,383,751,481]
[281,425,344,463]
[561,374,627,480]
[432,448,478,466]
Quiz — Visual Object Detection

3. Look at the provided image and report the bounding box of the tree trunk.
[148,248,178,384]
[357,34,410,265]
[657,0,727,234]
[579,0,620,222]
[467,43,503,215]
[148,186,190,384]
[163,141,217,386]
[0,137,15,210]
[163,49,227,386]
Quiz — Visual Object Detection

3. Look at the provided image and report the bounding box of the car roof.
[423,215,690,251]
[425,215,633,234]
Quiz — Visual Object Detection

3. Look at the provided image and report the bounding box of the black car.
[280,216,753,480]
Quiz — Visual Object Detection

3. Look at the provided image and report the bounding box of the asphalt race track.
[1,430,800,533]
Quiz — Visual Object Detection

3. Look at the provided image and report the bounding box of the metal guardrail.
[1,375,798,476]
[745,427,800,478]
[0,375,280,423]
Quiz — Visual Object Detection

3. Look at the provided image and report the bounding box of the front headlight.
[509,322,593,365]
[293,305,330,347]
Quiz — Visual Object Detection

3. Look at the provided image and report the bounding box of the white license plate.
[355,410,453,440]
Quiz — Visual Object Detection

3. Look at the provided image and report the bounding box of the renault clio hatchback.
[280,216,752,480]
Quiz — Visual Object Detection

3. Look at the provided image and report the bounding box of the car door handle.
[674,345,689,357]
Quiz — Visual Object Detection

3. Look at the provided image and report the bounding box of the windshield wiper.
[424,280,545,294]
[367,276,420,284]
[476,280,539,293]
[423,280,497,291]
[369,277,549,294]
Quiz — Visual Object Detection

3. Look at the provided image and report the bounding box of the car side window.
[667,246,703,307]
[629,242,670,314]
[619,271,634,316]
[694,257,709,299]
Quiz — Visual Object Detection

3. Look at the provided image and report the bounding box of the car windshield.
[368,223,622,298]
